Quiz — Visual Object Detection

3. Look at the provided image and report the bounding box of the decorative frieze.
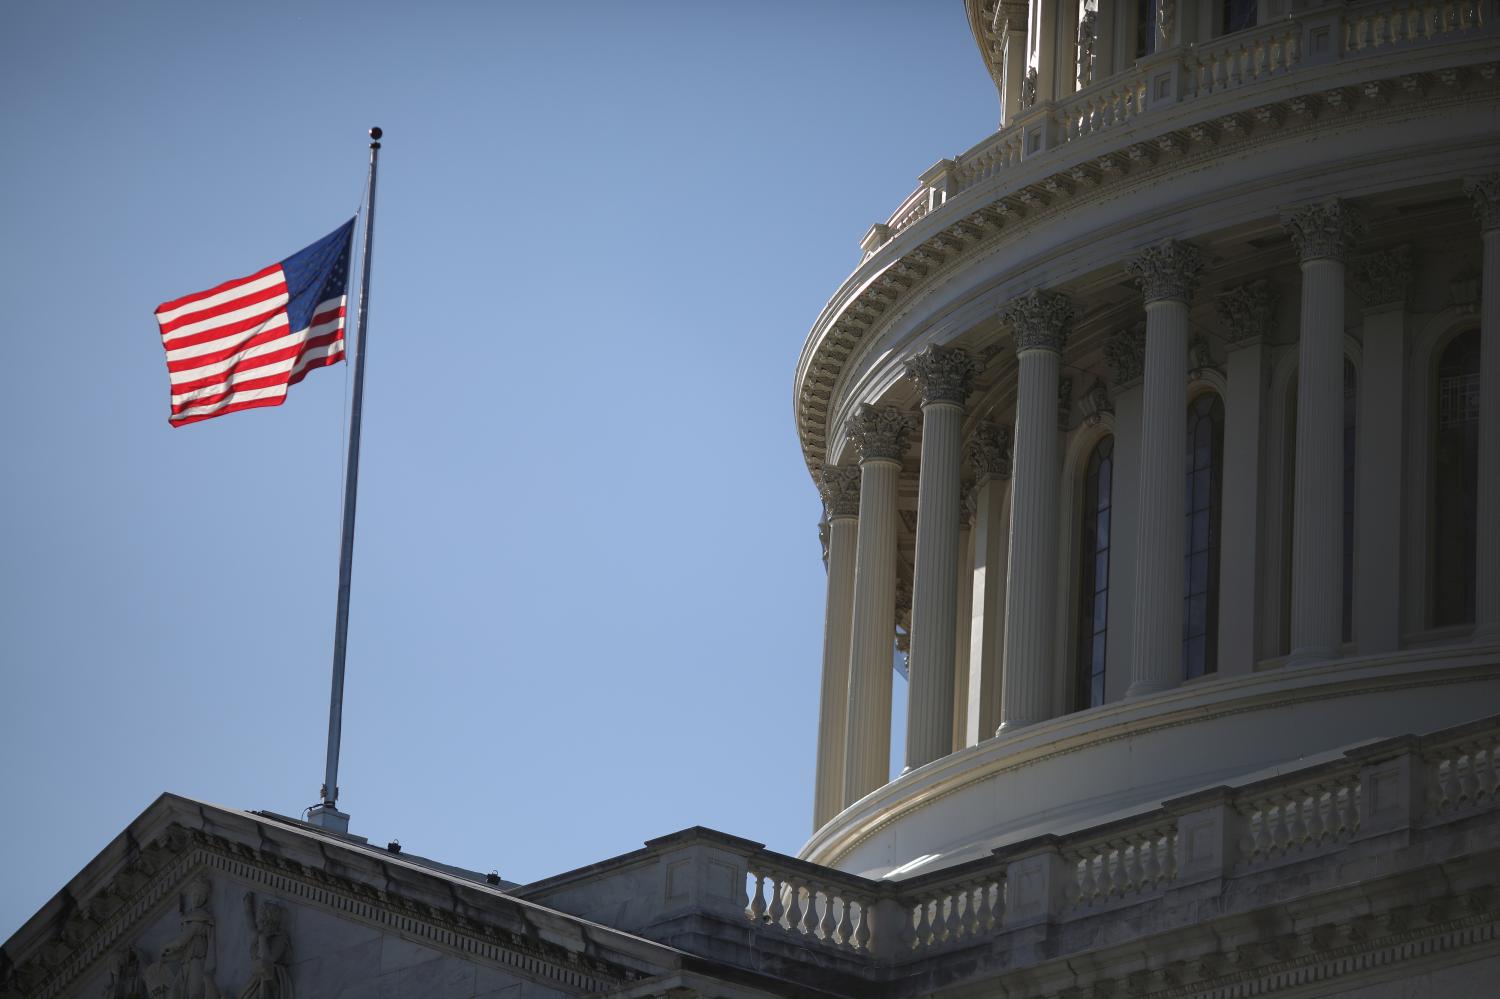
[1079,378,1113,426]
[1465,172,1500,232]
[846,404,915,463]
[1103,323,1147,384]
[818,465,862,519]
[904,346,977,406]
[1282,199,1366,262]
[1003,289,1074,354]
[1215,279,1279,346]
[1353,245,1415,311]
[1126,240,1205,304]
[964,421,1013,481]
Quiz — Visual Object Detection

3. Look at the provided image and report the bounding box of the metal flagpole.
[310,126,382,833]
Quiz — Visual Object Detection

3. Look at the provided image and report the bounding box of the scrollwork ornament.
[904,346,977,406]
[1002,289,1074,354]
[1281,200,1366,263]
[1103,323,1146,383]
[1125,240,1204,304]
[964,421,1013,480]
[817,465,861,519]
[1465,172,1500,232]
[845,404,915,463]
[1352,245,1414,310]
[1215,280,1278,346]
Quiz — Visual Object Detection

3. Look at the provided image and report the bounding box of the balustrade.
[1063,822,1176,912]
[745,857,874,955]
[1237,775,1361,867]
[1425,729,1500,817]
[898,873,1005,954]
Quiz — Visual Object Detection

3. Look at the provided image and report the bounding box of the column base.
[1126,679,1177,699]
[307,804,351,834]
[1287,645,1340,668]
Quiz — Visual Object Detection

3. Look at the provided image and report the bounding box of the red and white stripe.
[154,264,346,426]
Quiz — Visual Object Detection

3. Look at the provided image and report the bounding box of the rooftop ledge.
[792,1,1500,478]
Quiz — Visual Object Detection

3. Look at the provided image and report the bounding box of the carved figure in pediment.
[238,893,293,999]
[152,876,220,999]
[102,946,149,999]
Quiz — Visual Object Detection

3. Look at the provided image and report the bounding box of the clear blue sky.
[0,1,996,938]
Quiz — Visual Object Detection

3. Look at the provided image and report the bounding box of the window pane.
[1096,508,1110,547]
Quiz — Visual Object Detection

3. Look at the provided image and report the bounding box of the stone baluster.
[1282,201,1365,665]
[1466,174,1500,643]
[842,405,916,805]
[813,466,861,830]
[904,347,977,771]
[999,291,1073,729]
[1352,247,1414,654]
[965,423,1012,742]
[1125,241,1205,696]
[1215,282,1278,675]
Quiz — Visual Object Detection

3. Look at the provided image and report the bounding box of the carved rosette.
[1002,289,1074,354]
[1103,323,1146,383]
[1215,280,1278,346]
[1353,245,1415,311]
[1126,240,1205,304]
[1465,172,1500,232]
[1281,200,1366,263]
[964,421,1013,481]
[904,346,977,406]
[817,465,862,519]
[845,404,915,463]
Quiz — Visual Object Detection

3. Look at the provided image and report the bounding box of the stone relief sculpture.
[102,947,149,999]
[148,876,220,999]
[238,893,293,999]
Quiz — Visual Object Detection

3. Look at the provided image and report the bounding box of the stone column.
[904,347,977,771]
[1282,201,1365,665]
[952,490,975,753]
[966,423,1012,743]
[812,466,860,830]
[999,291,1073,730]
[1466,175,1500,643]
[1215,281,1278,675]
[1102,325,1145,698]
[1352,248,1413,654]
[1125,241,1204,696]
[842,404,915,805]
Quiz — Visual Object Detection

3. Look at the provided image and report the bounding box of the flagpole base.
[308,803,350,833]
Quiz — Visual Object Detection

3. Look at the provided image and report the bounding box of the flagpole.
[310,126,382,833]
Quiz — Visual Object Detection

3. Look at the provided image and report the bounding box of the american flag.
[153,219,355,426]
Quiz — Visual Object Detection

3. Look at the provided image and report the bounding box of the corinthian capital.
[1352,245,1414,311]
[964,421,1013,481]
[1103,322,1146,384]
[905,346,977,406]
[817,465,861,519]
[1126,239,1205,304]
[1465,172,1500,232]
[1002,289,1074,354]
[846,404,916,463]
[1281,200,1366,263]
[1215,279,1279,346]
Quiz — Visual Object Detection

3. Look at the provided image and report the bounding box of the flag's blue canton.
[282,218,355,333]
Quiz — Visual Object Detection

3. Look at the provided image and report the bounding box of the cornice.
[793,43,1500,485]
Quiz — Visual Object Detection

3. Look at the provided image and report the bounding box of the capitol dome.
[797,0,1500,886]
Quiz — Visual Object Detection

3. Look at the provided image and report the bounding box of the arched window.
[1184,394,1224,679]
[1222,0,1256,33]
[1433,329,1480,627]
[1073,437,1114,711]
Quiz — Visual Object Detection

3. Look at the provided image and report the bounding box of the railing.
[1236,772,1362,869]
[884,0,1493,236]
[896,868,1005,955]
[1424,724,1500,818]
[1062,819,1177,913]
[745,854,877,955]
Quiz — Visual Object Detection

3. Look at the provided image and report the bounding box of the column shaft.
[1218,341,1268,674]
[1475,226,1500,640]
[952,517,975,752]
[1001,348,1062,727]
[813,514,857,829]
[967,479,1008,741]
[906,401,965,769]
[1289,256,1348,664]
[1127,299,1191,694]
[1355,307,1406,653]
[843,458,900,804]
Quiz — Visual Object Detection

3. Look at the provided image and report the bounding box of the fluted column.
[904,347,977,771]
[813,466,860,830]
[1283,201,1365,665]
[952,489,975,752]
[1467,174,1500,642]
[1215,281,1278,675]
[842,404,915,805]
[965,423,1012,742]
[999,291,1073,730]
[1125,241,1204,696]
[1352,248,1413,654]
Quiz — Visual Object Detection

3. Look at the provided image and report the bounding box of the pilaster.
[1465,173,1500,642]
